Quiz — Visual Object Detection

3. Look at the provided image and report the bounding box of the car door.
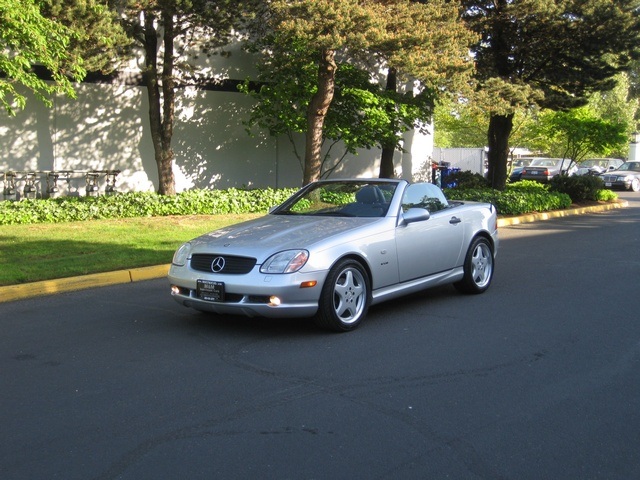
[394,183,465,282]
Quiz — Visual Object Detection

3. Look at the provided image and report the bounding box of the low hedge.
[0,188,297,225]
[445,180,573,216]
[1,178,614,225]
[548,174,618,202]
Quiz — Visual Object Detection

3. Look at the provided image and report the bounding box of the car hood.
[604,169,638,176]
[187,214,387,258]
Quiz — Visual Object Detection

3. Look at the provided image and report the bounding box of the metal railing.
[1,170,121,200]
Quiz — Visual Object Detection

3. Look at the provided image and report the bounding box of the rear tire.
[454,237,494,294]
[314,259,370,332]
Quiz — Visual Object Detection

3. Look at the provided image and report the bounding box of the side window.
[402,183,449,212]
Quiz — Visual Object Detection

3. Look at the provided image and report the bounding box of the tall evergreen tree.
[461,0,640,189]
[373,0,476,178]
[252,0,476,184]
[42,0,131,74]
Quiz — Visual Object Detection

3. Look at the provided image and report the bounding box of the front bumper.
[168,264,327,318]
[602,179,631,190]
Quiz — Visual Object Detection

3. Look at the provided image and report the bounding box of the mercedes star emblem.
[211,256,226,273]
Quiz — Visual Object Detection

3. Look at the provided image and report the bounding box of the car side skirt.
[370,267,464,306]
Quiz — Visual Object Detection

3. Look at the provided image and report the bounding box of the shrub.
[596,188,618,202]
[442,170,488,190]
[549,174,605,202]
[0,179,616,226]
[0,188,298,226]
[446,184,572,216]
[505,179,551,193]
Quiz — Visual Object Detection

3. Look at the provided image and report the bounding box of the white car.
[520,158,577,182]
[575,158,624,176]
[169,179,499,331]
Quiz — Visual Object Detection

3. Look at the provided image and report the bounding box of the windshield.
[580,160,601,167]
[618,162,640,172]
[273,181,397,218]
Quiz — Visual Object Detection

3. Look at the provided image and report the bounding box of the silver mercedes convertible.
[169,178,498,331]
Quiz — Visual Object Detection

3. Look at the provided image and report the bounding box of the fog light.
[171,285,180,295]
[300,280,317,288]
[268,296,281,307]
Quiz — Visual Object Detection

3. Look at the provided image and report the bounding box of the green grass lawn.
[0,214,259,286]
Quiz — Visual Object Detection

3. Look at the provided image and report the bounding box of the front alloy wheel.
[454,237,494,294]
[315,259,370,332]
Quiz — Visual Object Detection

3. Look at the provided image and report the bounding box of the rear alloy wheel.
[454,237,494,294]
[630,178,640,192]
[315,259,370,332]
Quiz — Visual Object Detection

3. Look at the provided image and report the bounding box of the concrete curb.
[496,199,628,227]
[0,264,169,304]
[0,200,629,304]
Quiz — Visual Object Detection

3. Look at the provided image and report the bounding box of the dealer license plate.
[605,182,612,187]
[197,280,225,302]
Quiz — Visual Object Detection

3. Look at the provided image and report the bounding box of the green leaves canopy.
[0,0,86,115]
[244,0,476,181]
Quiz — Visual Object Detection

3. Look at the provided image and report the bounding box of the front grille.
[190,254,256,274]
[602,175,616,183]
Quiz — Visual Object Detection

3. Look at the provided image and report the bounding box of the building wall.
[0,43,434,198]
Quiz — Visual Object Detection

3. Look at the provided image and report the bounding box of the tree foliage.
[42,0,131,74]
[248,0,475,184]
[461,0,640,190]
[529,107,628,164]
[0,0,86,115]
[240,51,436,178]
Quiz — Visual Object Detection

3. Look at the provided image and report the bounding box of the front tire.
[314,259,370,332]
[454,237,494,294]
[630,178,640,192]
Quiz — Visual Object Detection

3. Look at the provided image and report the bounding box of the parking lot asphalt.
[0,200,628,304]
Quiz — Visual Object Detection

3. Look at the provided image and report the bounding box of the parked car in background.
[520,158,577,182]
[574,158,624,176]
[509,158,533,182]
[169,179,499,331]
[600,161,640,192]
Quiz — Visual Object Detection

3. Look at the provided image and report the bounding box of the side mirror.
[402,208,430,224]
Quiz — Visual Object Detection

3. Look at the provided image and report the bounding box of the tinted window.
[402,183,449,212]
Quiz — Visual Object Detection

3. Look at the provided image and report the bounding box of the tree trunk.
[143,10,176,196]
[486,113,513,190]
[304,49,336,185]
[379,67,397,179]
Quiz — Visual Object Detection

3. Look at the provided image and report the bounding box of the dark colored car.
[600,161,640,192]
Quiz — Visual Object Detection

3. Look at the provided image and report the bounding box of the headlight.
[260,250,309,274]
[172,242,192,266]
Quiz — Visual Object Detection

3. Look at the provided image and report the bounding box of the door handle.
[449,216,462,225]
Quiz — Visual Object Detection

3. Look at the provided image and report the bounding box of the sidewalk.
[0,200,628,304]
